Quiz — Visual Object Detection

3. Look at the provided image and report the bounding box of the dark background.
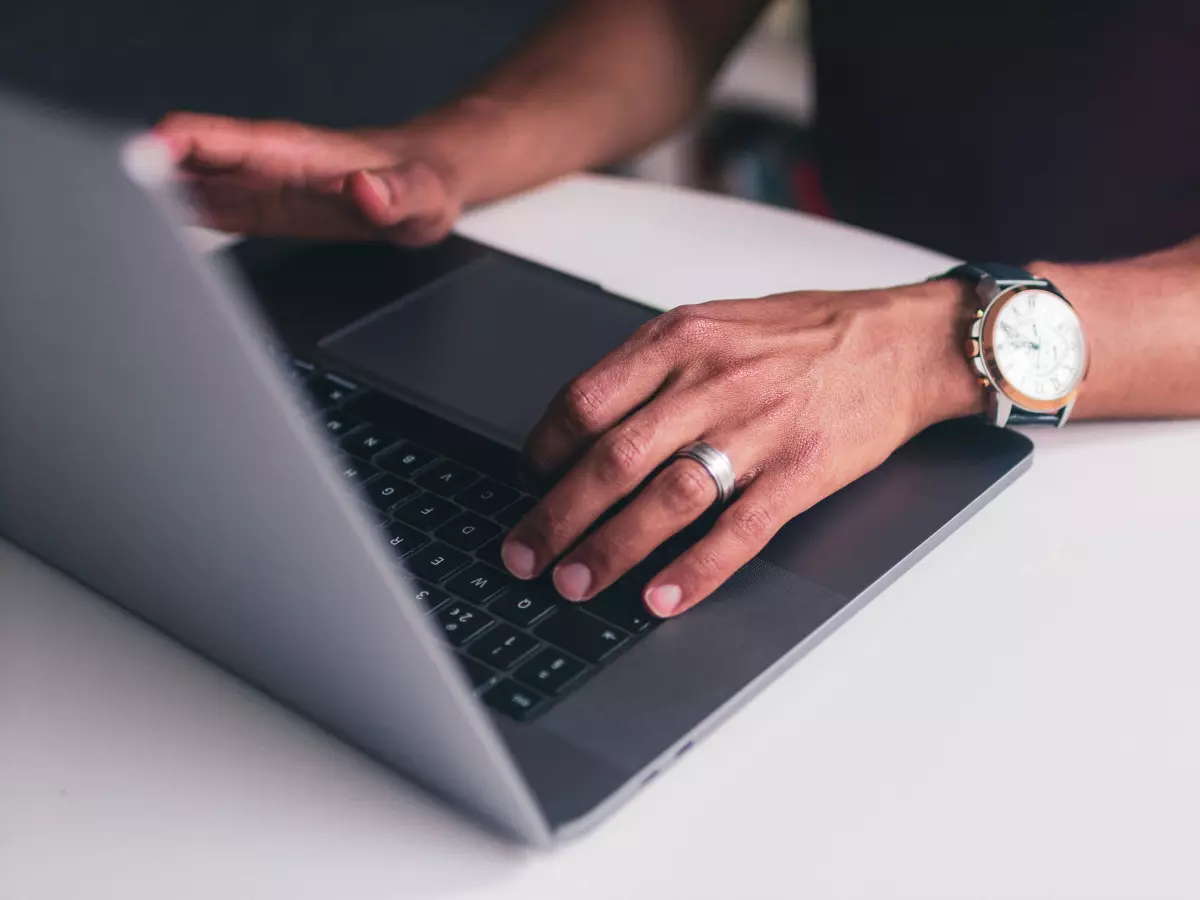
[0,0,562,127]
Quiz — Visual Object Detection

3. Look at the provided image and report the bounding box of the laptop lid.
[0,91,549,844]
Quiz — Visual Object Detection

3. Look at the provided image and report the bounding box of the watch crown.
[965,338,980,358]
[979,377,991,388]
[974,309,985,319]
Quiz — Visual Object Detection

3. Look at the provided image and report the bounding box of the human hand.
[154,104,496,245]
[500,280,983,617]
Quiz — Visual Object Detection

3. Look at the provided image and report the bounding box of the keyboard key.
[338,459,379,484]
[585,585,657,634]
[435,512,501,552]
[383,521,429,558]
[377,442,437,477]
[404,542,471,582]
[456,654,499,690]
[534,608,628,664]
[363,474,418,512]
[514,648,586,695]
[309,373,360,408]
[489,584,559,628]
[496,495,537,528]
[468,624,539,670]
[483,680,544,721]
[455,479,520,517]
[322,411,360,437]
[394,493,460,530]
[434,601,494,647]
[416,460,479,498]
[341,425,400,460]
[475,535,508,571]
[446,563,512,605]
[411,579,451,613]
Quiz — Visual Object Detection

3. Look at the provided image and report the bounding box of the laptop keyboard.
[292,359,661,721]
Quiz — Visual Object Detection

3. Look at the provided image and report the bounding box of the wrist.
[896,278,987,430]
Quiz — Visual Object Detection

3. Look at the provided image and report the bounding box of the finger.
[155,112,256,173]
[347,163,452,227]
[550,436,758,602]
[190,178,379,239]
[500,386,718,581]
[520,331,674,481]
[643,473,799,618]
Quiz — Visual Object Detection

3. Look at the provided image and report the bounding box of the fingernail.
[501,541,536,580]
[358,170,391,205]
[645,584,683,618]
[553,563,593,602]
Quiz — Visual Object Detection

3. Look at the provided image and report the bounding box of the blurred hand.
[500,281,981,618]
[155,112,475,245]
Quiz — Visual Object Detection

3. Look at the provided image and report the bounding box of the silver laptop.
[0,91,1033,844]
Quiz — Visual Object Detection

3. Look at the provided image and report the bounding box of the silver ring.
[672,441,736,505]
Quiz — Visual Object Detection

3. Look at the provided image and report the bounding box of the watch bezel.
[978,286,1087,414]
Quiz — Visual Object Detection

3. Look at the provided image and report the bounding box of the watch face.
[991,289,1086,401]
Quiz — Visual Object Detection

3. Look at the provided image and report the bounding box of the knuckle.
[662,462,715,512]
[594,424,650,484]
[525,504,574,552]
[727,500,776,545]
[560,377,609,436]
[686,545,727,583]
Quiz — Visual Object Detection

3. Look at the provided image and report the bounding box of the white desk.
[4,175,1199,900]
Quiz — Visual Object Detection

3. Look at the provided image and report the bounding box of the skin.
[156,0,1200,618]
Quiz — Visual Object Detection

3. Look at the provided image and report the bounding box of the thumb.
[346,161,451,229]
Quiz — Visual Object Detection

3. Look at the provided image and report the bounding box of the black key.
[412,579,451,613]
[489,584,559,628]
[394,493,460,530]
[363,474,419,512]
[416,460,480,498]
[455,479,520,517]
[514,647,587,695]
[376,442,437,477]
[434,601,494,647]
[475,536,508,571]
[435,512,501,553]
[468,624,539,671]
[309,372,360,408]
[341,425,400,460]
[534,608,628,664]
[322,411,360,437]
[585,585,657,634]
[404,542,471,582]
[483,680,544,720]
[496,495,537,528]
[338,459,379,484]
[383,522,429,558]
[456,654,499,690]
[445,563,512,605]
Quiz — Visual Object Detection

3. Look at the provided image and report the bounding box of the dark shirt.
[1,0,1195,263]
[810,0,1200,261]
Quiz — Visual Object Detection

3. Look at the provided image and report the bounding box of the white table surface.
[4,174,1199,900]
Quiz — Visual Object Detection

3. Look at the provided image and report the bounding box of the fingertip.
[645,583,683,618]
[347,169,401,226]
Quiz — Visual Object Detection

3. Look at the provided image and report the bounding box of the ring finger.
[550,430,760,602]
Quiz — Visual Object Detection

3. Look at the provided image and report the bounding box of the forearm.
[406,0,771,206]
[1033,237,1200,419]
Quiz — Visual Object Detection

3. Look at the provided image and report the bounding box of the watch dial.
[991,290,1086,401]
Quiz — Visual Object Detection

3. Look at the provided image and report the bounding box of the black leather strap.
[1007,410,1062,426]
[940,261,1060,295]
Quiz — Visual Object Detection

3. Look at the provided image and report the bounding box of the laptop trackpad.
[320,255,655,446]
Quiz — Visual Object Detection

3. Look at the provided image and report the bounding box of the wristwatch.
[941,262,1088,427]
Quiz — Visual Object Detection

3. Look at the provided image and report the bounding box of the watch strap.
[941,262,1060,295]
[1006,410,1063,426]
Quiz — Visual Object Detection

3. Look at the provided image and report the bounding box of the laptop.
[0,92,1033,845]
